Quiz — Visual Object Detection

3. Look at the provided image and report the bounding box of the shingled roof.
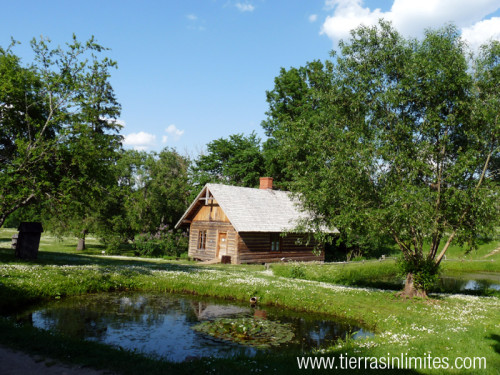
[175,183,338,233]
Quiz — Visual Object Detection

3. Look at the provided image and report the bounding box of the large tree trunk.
[76,230,87,251]
[399,273,428,299]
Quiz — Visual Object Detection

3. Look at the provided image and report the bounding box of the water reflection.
[15,293,369,362]
[368,273,500,295]
[437,274,500,293]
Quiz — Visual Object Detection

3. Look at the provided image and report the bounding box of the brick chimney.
[259,177,273,190]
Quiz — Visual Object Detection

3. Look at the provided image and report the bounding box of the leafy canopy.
[191,132,265,189]
[263,21,499,291]
[0,35,122,228]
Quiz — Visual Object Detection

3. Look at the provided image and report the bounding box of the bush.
[134,225,188,258]
[104,236,124,254]
[289,262,306,279]
[397,255,440,291]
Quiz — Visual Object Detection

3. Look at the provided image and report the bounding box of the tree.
[262,58,387,255]
[191,132,266,189]
[0,35,122,228]
[118,148,190,235]
[261,61,334,189]
[264,21,499,297]
[44,148,191,249]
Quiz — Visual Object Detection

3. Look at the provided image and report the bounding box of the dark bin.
[221,255,231,264]
[15,222,43,260]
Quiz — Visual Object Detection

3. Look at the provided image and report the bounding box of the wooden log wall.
[185,199,323,264]
[237,232,324,264]
[188,222,238,263]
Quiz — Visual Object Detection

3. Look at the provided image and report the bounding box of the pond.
[436,273,500,293]
[12,292,372,362]
[370,272,500,295]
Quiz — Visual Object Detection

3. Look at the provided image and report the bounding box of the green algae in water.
[192,318,295,349]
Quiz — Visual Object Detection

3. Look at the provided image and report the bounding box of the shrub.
[134,225,188,258]
[289,262,306,279]
[397,255,440,292]
[104,236,123,254]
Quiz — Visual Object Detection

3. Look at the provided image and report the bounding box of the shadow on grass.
[490,334,500,355]
[0,283,42,315]
[0,248,207,274]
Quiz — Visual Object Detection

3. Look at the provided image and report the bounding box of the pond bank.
[0,345,107,375]
[1,257,499,374]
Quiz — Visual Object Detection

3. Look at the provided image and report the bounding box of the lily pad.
[192,317,295,349]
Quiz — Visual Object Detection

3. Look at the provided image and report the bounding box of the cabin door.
[216,232,228,260]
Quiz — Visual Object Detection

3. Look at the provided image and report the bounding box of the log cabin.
[175,177,338,264]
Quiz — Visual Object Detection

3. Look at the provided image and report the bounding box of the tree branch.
[0,193,36,228]
[435,145,495,265]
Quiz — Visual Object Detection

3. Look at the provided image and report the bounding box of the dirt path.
[484,246,500,258]
[0,345,110,375]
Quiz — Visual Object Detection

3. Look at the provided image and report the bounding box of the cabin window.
[270,233,280,252]
[198,230,207,250]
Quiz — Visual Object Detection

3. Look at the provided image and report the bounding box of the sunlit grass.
[0,228,499,374]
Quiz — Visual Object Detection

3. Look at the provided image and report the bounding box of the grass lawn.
[272,238,500,293]
[0,229,499,374]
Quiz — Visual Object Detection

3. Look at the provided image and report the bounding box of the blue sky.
[1,1,499,156]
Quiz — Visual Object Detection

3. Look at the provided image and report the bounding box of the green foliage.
[262,21,499,293]
[103,236,124,255]
[134,225,188,258]
[191,132,266,190]
[0,35,122,229]
[42,148,191,244]
[192,318,295,349]
[1,205,42,228]
[289,262,306,279]
[0,38,191,246]
[117,148,191,235]
[261,60,334,189]
[397,255,440,292]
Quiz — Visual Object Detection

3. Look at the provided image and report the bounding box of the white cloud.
[320,0,500,51]
[123,131,157,150]
[122,126,184,150]
[309,14,318,23]
[321,0,383,42]
[100,117,126,128]
[462,17,500,51]
[186,13,206,31]
[164,124,185,142]
[235,2,255,12]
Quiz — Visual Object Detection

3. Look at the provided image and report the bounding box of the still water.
[370,272,500,294]
[436,273,500,293]
[15,292,372,362]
